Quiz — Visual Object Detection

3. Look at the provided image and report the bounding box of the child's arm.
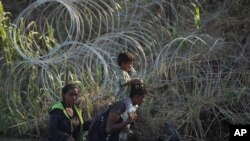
[121,78,142,87]
[128,67,138,78]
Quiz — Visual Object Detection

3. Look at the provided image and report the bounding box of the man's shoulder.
[112,100,126,108]
[110,100,126,114]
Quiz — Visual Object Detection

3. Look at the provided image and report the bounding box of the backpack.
[87,108,111,141]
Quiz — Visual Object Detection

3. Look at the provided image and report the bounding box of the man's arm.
[105,112,130,133]
[105,102,137,133]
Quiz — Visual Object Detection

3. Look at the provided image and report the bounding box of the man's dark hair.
[62,83,79,94]
[130,81,147,98]
[117,52,135,66]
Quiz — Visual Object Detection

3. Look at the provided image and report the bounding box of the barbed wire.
[5,0,250,123]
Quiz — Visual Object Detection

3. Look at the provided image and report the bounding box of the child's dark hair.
[117,52,135,66]
[62,83,79,94]
[130,81,147,98]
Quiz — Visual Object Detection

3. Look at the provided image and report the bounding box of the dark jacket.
[87,101,125,141]
[48,102,84,141]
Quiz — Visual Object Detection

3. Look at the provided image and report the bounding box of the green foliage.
[15,19,57,58]
[0,2,57,135]
[191,2,201,29]
[0,1,16,68]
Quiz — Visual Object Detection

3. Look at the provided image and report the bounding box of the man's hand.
[127,112,137,123]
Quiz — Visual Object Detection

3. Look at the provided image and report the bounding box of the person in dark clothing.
[88,80,147,141]
[49,84,89,141]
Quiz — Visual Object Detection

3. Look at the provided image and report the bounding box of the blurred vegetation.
[1,0,250,141]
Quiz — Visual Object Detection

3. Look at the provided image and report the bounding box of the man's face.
[135,95,145,106]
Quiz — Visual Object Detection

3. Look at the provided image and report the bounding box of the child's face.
[121,61,133,72]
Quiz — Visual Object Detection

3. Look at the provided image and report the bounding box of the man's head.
[117,52,135,71]
[130,80,147,106]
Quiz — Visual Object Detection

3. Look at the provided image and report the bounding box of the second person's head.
[130,80,147,106]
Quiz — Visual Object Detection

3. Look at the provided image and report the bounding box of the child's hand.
[131,78,143,84]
